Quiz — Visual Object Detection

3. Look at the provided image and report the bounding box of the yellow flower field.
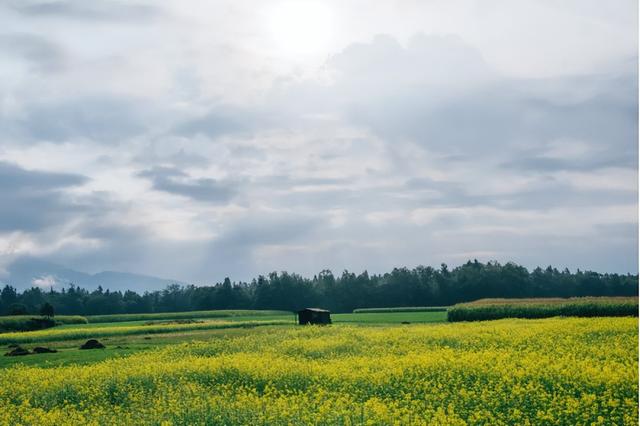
[0,317,637,425]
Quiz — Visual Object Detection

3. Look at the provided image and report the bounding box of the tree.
[8,303,28,315]
[1,285,18,314]
[40,302,55,318]
[0,260,635,315]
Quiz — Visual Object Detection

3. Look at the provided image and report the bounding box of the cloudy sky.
[0,0,637,285]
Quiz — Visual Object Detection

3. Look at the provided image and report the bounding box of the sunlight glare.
[267,1,334,56]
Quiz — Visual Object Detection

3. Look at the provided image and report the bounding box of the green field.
[86,309,290,323]
[448,296,639,321]
[0,308,637,424]
[352,306,448,313]
[333,311,446,323]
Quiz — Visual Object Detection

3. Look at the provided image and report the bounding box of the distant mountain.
[2,257,185,292]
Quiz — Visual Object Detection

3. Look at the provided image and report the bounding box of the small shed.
[297,308,331,325]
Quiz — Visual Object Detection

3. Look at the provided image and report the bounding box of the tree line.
[0,260,637,316]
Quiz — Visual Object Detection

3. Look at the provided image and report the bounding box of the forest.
[0,260,637,316]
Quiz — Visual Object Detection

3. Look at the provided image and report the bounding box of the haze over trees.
[0,260,637,316]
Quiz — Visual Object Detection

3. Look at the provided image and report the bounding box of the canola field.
[0,316,637,425]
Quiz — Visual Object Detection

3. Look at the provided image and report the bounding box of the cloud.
[0,161,88,232]
[403,175,637,211]
[312,34,638,165]
[0,160,86,190]
[138,167,237,203]
[196,212,327,280]
[174,111,248,139]
[0,33,66,72]
[0,1,636,281]
[32,274,57,288]
[4,96,153,144]
[9,0,161,21]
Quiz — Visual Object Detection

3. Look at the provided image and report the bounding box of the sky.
[0,0,637,285]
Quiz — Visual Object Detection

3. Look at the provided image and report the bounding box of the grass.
[333,311,447,323]
[0,326,265,369]
[448,296,639,322]
[352,306,448,313]
[0,315,88,332]
[86,309,290,323]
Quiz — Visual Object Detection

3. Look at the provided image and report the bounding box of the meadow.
[86,310,290,323]
[0,309,637,425]
[352,307,448,313]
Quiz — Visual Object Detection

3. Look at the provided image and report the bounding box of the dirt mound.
[32,346,58,354]
[79,339,106,350]
[5,346,30,356]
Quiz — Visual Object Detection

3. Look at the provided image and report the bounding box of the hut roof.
[298,307,330,313]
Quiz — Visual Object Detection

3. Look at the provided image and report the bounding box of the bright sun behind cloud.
[267,1,334,56]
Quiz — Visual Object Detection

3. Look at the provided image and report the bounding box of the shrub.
[0,315,88,333]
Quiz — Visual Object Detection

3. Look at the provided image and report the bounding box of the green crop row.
[448,297,638,322]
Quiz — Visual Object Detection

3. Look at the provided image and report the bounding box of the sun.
[267,1,334,56]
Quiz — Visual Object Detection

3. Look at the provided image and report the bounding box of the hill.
[3,257,184,292]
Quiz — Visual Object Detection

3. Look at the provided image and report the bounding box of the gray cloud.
[321,35,638,166]
[9,0,161,21]
[174,111,248,139]
[0,161,86,190]
[503,153,637,173]
[5,96,152,144]
[404,176,637,211]
[0,161,88,232]
[196,213,327,280]
[138,167,237,203]
[0,33,66,72]
[132,148,212,169]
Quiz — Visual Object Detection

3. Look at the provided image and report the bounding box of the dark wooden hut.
[297,308,331,325]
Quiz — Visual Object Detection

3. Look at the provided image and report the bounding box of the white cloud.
[32,274,58,288]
